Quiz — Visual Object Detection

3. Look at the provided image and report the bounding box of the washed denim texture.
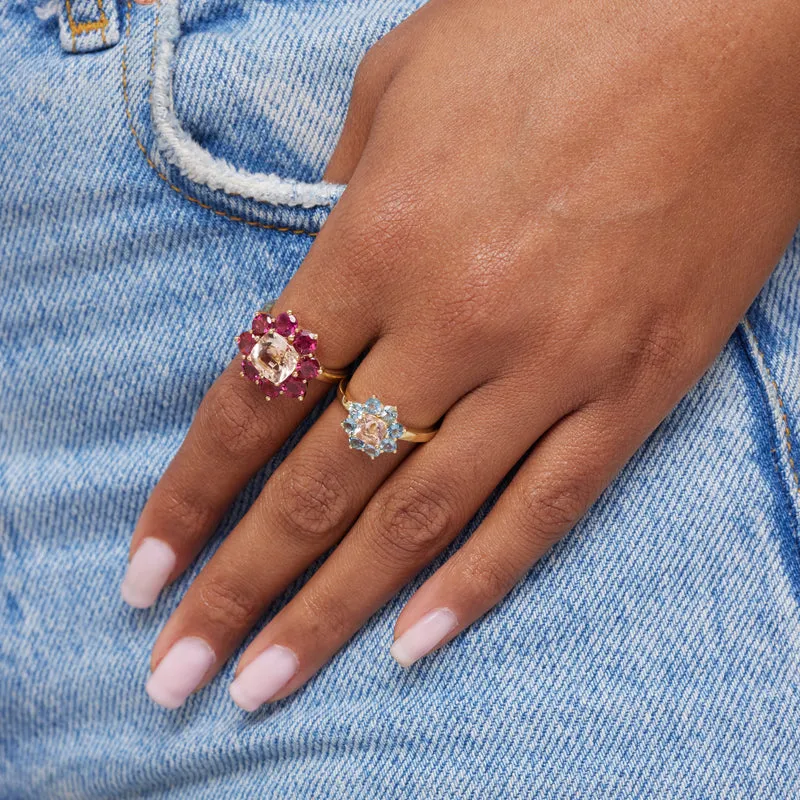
[1,1,800,797]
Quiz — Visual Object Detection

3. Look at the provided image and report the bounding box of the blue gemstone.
[389,423,405,438]
[381,439,397,452]
[382,407,397,423]
[350,403,363,417]
[342,420,355,433]
[366,397,381,414]
[349,437,364,450]
[365,445,379,458]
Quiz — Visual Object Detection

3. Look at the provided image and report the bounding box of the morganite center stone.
[250,332,299,385]
[354,414,388,449]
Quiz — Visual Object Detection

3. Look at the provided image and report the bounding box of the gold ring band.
[318,366,349,384]
[338,378,438,458]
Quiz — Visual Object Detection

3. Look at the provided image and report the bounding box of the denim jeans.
[1,1,799,797]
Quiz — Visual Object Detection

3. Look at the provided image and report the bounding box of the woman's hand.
[123,0,800,709]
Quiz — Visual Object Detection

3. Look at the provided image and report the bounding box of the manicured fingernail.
[229,645,299,712]
[120,537,176,609]
[390,608,458,668]
[145,637,216,709]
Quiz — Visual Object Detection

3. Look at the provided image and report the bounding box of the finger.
[122,298,376,609]
[143,335,472,707]
[390,401,645,667]
[226,381,566,710]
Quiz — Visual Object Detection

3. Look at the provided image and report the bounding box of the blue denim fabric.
[1,1,799,797]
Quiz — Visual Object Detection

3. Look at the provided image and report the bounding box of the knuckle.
[373,477,454,564]
[518,478,587,548]
[460,549,516,600]
[298,587,351,642]
[195,577,261,631]
[199,374,263,461]
[271,455,352,545]
[152,478,216,541]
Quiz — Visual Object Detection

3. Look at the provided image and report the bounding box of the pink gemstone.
[282,376,306,399]
[242,359,260,382]
[353,414,388,449]
[274,312,298,337]
[297,358,320,381]
[293,330,317,355]
[237,331,256,355]
[251,313,272,336]
[259,380,282,399]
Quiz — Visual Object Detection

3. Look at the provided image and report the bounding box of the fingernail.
[229,645,299,712]
[145,637,216,709]
[389,608,458,668]
[120,537,176,609]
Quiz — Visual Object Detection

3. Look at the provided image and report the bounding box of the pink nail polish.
[120,537,176,609]
[389,608,458,668]
[145,637,216,709]
[229,645,299,712]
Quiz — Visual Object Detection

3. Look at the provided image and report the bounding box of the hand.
[123,0,800,710]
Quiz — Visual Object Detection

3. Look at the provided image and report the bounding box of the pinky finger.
[389,402,643,668]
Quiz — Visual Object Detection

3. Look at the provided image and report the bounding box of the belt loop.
[58,0,121,53]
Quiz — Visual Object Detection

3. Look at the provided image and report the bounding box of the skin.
[129,0,800,704]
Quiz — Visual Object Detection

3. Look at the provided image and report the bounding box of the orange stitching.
[98,0,107,46]
[65,0,109,53]
[121,0,316,238]
[744,317,800,495]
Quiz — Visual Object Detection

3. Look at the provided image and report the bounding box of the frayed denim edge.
[149,0,346,209]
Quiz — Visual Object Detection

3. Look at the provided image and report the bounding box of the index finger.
[121,228,380,609]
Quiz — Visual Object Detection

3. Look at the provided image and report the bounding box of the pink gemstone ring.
[235,305,348,401]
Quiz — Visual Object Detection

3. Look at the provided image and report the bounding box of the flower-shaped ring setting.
[235,304,347,401]
[338,378,439,459]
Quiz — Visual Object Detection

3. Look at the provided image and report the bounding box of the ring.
[338,378,438,458]
[235,303,348,401]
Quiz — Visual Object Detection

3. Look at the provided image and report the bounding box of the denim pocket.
[121,0,424,236]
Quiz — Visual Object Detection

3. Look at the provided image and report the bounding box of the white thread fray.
[34,1,58,21]
[150,0,345,209]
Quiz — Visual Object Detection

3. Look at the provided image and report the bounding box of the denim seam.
[740,315,800,537]
[121,0,317,238]
[64,0,109,51]
[149,0,346,209]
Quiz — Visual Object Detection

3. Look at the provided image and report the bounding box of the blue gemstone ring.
[338,379,439,459]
